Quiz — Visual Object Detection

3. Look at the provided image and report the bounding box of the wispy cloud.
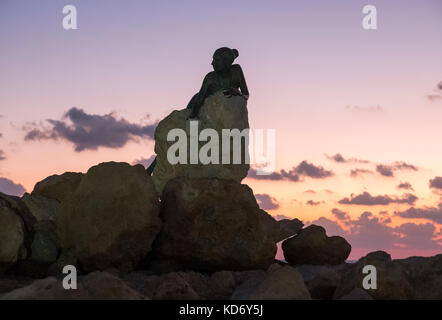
[248,161,334,182]
[325,153,370,164]
[395,203,442,225]
[376,161,418,177]
[338,191,418,206]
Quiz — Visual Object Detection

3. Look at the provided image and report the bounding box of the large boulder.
[0,271,145,300]
[333,251,413,300]
[21,193,60,222]
[394,254,442,299]
[232,264,311,300]
[151,90,250,195]
[56,162,162,272]
[0,205,26,273]
[32,172,83,203]
[282,225,351,266]
[153,177,277,271]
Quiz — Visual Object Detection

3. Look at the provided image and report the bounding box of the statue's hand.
[223,87,241,98]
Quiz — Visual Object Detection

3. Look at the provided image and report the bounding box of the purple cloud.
[24,107,157,152]
[0,177,26,196]
[338,192,418,206]
[255,193,280,210]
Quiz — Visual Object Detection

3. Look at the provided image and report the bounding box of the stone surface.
[56,162,162,272]
[282,225,351,266]
[29,220,59,264]
[152,90,250,195]
[232,264,311,300]
[32,172,83,203]
[333,251,413,300]
[154,177,277,271]
[0,206,26,273]
[21,193,60,222]
[142,272,200,300]
[0,271,145,300]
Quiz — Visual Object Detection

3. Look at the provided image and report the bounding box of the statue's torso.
[206,65,242,96]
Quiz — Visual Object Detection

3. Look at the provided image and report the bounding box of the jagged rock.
[333,251,413,300]
[0,271,146,300]
[56,162,162,272]
[32,172,83,203]
[282,225,351,266]
[152,90,250,195]
[153,177,277,271]
[232,264,311,300]
[21,193,60,222]
[0,205,26,273]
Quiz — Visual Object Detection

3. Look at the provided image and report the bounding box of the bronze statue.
[187,47,249,118]
[147,47,249,175]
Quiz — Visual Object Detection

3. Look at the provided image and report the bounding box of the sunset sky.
[1,0,441,260]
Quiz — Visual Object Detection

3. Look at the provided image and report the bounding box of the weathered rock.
[0,271,145,300]
[0,192,36,255]
[152,90,250,195]
[210,271,236,299]
[56,162,162,272]
[32,172,83,203]
[282,225,351,266]
[154,177,277,271]
[0,206,26,273]
[29,220,59,264]
[296,264,345,299]
[276,218,303,241]
[333,251,413,300]
[21,193,60,222]
[232,264,311,300]
[394,254,442,299]
[142,272,199,300]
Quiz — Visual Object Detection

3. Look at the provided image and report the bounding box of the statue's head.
[212,47,239,72]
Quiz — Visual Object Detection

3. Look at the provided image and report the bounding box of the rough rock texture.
[282,225,351,266]
[232,264,311,300]
[56,162,162,272]
[0,271,145,300]
[153,177,277,271]
[0,206,26,273]
[32,172,83,203]
[21,193,60,222]
[29,221,59,264]
[394,254,442,299]
[333,251,413,300]
[142,273,200,300]
[151,90,250,195]
[276,218,303,241]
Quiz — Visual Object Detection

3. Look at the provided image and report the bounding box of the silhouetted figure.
[146,47,249,175]
[187,47,249,118]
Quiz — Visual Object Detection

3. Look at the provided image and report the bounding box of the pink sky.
[1,0,441,260]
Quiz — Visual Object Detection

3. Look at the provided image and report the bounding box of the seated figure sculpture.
[146,47,249,175]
